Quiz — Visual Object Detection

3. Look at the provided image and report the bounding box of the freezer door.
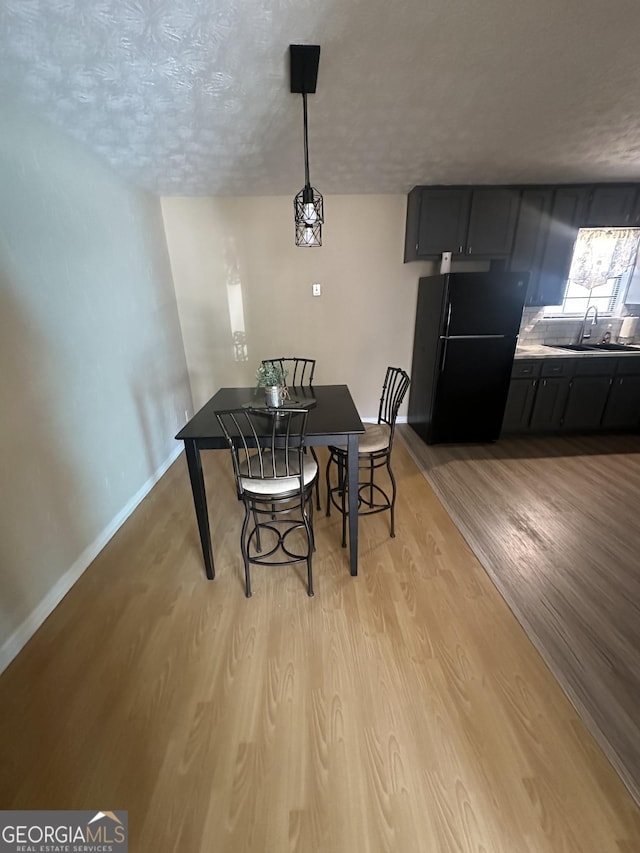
[429,336,517,443]
[444,272,528,338]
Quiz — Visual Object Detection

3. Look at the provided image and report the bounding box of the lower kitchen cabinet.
[588,356,640,431]
[501,359,540,432]
[562,376,612,431]
[502,354,640,436]
[502,378,538,432]
[562,357,616,431]
[529,376,571,431]
[601,371,640,430]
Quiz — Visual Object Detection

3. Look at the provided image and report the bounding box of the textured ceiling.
[2,0,640,196]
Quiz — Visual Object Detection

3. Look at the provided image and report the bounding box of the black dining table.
[175,384,365,578]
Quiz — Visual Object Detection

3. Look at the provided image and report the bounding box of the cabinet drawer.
[574,357,616,377]
[616,356,640,376]
[541,358,574,377]
[511,359,541,379]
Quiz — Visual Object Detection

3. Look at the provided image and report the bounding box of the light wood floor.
[400,424,640,810]
[0,441,639,852]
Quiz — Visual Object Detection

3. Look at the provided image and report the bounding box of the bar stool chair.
[325,366,410,547]
[262,357,321,510]
[216,406,317,597]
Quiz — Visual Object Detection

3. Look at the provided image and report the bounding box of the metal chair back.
[216,407,309,497]
[378,366,411,438]
[262,357,316,387]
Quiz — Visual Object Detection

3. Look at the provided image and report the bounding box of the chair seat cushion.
[331,423,391,456]
[239,450,318,496]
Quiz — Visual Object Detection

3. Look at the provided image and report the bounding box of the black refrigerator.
[408,272,528,444]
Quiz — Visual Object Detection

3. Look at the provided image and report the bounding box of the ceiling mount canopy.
[290,44,323,247]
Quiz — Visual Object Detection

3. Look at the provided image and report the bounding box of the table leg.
[184,440,215,580]
[347,433,359,576]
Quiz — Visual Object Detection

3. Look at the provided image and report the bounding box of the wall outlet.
[312,282,321,297]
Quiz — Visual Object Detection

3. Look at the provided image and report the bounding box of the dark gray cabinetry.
[509,188,554,306]
[562,357,614,431]
[407,188,469,259]
[503,357,573,433]
[601,357,640,430]
[503,355,640,436]
[501,359,540,432]
[502,185,589,307]
[529,375,572,431]
[404,186,519,261]
[466,188,520,257]
[534,187,590,307]
[585,185,639,227]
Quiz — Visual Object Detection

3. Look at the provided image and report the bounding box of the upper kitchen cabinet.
[511,186,590,306]
[535,186,590,306]
[405,188,469,259]
[509,188,554,304]
[404,186,520,261]
[585,185,639,227]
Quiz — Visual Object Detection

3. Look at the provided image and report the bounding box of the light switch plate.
[312,282,321,296]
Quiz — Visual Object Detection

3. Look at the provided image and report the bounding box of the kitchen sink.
[547,344,596,351]
[546,342,640,352]
[587,342,640,351]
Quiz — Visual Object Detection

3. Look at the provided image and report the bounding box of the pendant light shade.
[294,184,324,247]
[290,45,323,247]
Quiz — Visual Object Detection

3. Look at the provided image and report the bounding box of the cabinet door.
[509,188,554,305]
[529,377,570,431]
[562,376,612,431]
[466,188,520,257]
[416,188,470,257]
[601,376,640,429]
[586,185,638,227]
[501,378,537,433]
[536,187,590,306]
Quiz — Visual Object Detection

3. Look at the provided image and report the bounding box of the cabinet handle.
[467,246,473,254]
[532,379,537,387]
[458,245,463,253]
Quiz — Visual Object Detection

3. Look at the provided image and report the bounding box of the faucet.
[576,305,598,344]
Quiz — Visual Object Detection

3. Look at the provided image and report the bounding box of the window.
[544,227,640,316]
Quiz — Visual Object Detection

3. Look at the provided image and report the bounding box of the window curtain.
[568,228,640,290]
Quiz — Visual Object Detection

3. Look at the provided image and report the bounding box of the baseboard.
[0,445,183,676]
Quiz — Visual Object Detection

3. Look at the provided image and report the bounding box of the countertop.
[514,344,640,359]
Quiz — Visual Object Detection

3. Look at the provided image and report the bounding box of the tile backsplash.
[518,307,640,346]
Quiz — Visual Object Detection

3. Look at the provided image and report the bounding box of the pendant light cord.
[302,92,310,188]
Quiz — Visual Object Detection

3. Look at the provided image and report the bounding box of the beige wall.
[0,97,192,669]
[161,195,435,417]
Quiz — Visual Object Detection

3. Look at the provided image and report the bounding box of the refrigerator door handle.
[440,338,448,372]
[439,334,507,340]
[444,302,452,337]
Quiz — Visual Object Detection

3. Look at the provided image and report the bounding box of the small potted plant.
[255,361,289,407]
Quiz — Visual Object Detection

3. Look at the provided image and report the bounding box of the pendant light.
[290,44,323,247]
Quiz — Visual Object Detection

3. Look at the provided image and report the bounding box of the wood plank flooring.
[400,424,640,809]
[0,440,639,851]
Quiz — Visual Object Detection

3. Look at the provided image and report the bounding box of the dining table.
[175,384,365,579]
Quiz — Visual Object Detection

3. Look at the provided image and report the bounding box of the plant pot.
[264,385,286,407]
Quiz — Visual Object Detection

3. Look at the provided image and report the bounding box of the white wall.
[0,97,192,670]
[161,195,434,417]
